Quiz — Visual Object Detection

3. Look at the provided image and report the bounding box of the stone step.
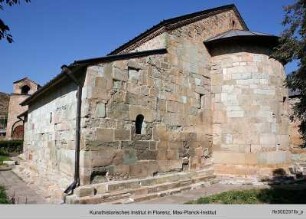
[67,168,216,204]
[70,190,132,204]
[113,177,217,204]
[82,175,217,204]
[105,167,213,193]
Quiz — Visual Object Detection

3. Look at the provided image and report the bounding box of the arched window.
[135,114,144,134]
[21,85,30,94]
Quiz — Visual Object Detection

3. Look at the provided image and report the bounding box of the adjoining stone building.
[288,90,306,169]
[6,78,40,139]
[20,4,293,203]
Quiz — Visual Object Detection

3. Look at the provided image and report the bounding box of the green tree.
[0,0,30,43]
[274,0,306,147]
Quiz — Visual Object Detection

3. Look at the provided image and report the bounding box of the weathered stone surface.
[22,5,295,201]
[115,129,131,141]
[96,128,114,142]
[95,103,106,118]
[123,149,138,164]
[74,186,95,198]
[210,45,290,176]
[0,92,9,138]
[128,105,155,122]
[95,184,108,194]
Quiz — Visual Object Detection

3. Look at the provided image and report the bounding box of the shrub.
[0,140,23,156]
[0,186,10,204]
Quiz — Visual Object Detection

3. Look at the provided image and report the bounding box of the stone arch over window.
[135,114,144,134]
[21,85,30,94]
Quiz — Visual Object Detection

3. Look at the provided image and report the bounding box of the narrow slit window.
[50,112,53,123]
[135,114,144,134]
[198,94,204,109]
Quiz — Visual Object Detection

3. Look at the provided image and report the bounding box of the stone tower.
[206,30,290,176]
[6,78,40,139]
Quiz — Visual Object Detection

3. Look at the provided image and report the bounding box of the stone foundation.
[65,164,216,204]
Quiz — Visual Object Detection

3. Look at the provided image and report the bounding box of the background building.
[0,92,10,138]
[5,78,40,139]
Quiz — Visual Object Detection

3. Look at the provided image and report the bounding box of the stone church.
[20,4,294,203]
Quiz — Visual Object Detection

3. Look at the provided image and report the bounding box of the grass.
[0,186,10,204]
[0,155,10,165]
[187,188,306,204]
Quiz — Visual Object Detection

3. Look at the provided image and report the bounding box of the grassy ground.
[0,153,11,204]
[0,155,10,165]
[187,188,306,204]
[0,186,10,204]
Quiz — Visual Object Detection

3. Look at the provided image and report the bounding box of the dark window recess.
[283,96,287,103]
[199,94,204,109]
[50,112,53,123]
[135,114,144,134]
[21,85,30,94]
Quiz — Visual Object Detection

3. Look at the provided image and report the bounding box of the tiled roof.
[205,29,276,42]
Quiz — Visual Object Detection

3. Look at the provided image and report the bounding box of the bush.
[0,186,10,204]
[0,140,23,156]
[186,188,306,204]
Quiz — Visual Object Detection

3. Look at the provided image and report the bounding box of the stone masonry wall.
[115,9,244,56]
[81,55,204,184]
[121,32,167,54]
[288,97,306,166]
[0,92,9,137]
[0,92,9,116]
[166,9,246,134]
[210,45,290,172]
[163,9,246,168]
[24,78,86,189]
[288,97,303,148]
[77,9,247,185]
[6,79,39,139]
[80,51,213,184]
[6,95,28,138]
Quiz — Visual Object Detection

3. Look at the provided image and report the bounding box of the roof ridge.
[13,77,40,86]
[108,4,248,55]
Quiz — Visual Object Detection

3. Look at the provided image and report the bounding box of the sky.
[0,0,296,93]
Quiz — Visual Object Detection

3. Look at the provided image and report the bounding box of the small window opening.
[50,112,52,123]
[231,20,236,28]
[135,114,144,134]
[21,85,30,95]
[198,94,204,109]
[283,96,287,103]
